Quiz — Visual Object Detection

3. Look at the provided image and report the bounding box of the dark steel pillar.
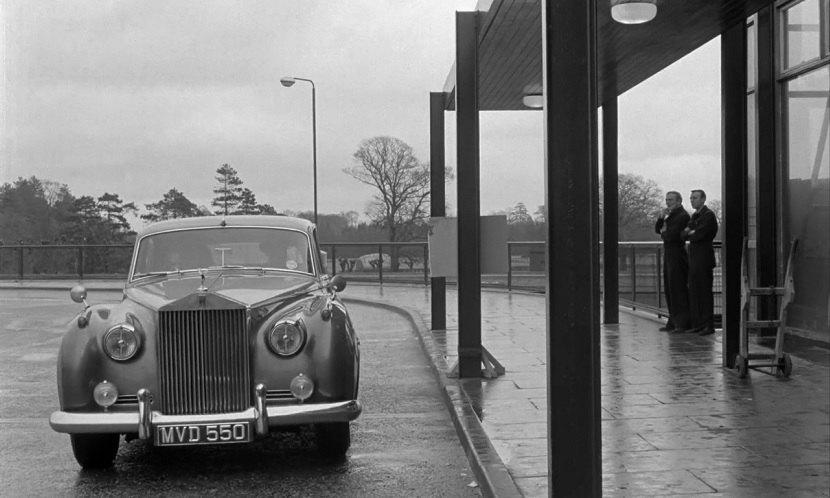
[543,0,601,495]
[602,98,620,324]
[756,6,779,320]
[455,11,482,378]
[430,91,447,331]
[721,21,748,368]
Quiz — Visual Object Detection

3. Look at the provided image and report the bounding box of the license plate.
[155,422,252,446]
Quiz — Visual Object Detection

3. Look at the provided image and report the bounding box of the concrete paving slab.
[334,283,828,497]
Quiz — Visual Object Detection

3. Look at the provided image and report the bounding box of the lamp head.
[522,94,544,109]
[611,0,657,24]
[280,77,296,87]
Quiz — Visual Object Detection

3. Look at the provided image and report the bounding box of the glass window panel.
[784,65,829,333]
[782,0,822,71]
[747,94,759,300]
[747,20,757,90]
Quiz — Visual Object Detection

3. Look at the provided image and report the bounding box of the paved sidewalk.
[339,283,829,498]
[3,279,828,496]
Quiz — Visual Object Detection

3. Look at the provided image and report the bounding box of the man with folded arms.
[655,191,691,333]
[684,189,719,336]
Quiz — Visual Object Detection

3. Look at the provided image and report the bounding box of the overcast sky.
[1,0,721,227]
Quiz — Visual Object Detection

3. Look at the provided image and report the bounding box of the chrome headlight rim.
[266,319,307,357]
[103,323,141,361]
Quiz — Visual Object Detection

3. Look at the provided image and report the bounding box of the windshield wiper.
[132,269,200,280]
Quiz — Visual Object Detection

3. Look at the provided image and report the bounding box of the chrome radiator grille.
[158,308,250,415]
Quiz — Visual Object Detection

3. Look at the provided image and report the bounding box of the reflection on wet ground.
[345,284,830,497]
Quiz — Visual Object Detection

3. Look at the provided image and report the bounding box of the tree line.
[1,135,693,247]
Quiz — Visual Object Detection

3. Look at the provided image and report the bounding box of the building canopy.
[443,0,771,110]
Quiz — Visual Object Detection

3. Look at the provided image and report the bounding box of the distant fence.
[0,244,133,280]
[0,240,722,320]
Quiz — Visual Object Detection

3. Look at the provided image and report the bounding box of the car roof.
[137,215,314,238]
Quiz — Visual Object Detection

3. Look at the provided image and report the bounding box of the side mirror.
[70,285,88,305]
[330,275,347,293]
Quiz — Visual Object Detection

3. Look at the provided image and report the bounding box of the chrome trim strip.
[49,400,362,435]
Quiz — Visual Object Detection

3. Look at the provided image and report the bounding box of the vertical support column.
[722,21,748,368]
[430,91,447,331]
[756,6,778,320]
[455,11,482,377]
[603,98,620,324]
[543,1,601,495]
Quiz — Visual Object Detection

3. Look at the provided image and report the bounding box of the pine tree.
[211,164,244,216]
[143,188,201,222]
[235,188,260,215]
[97,192,137,241]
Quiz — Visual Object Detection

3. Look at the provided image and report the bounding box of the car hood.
[124,273,319,310]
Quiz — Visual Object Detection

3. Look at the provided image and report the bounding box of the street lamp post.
[280,76,317,225]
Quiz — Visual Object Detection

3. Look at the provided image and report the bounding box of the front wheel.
[315,422,350,457]
[776,353,793,378]
[70,433,120,469]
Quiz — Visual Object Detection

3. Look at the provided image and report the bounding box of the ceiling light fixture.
[611,0,657,24]
[522,94,543,108]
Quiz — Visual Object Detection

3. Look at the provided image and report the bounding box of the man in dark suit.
[655,191,691,332]
[684,189,719,335]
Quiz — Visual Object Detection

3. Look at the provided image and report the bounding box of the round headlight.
[267,319,306,357]
[93,381,119,408]
[103,324,141,361]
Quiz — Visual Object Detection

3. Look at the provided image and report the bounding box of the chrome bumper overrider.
[50,384,362,438]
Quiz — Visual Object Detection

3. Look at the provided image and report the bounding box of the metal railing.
[0,244,133,280]
[0,240,722,319]
[504,240,723,318]
[321,241,430,286]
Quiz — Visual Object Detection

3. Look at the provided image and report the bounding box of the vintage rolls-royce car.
[50,215,361,468]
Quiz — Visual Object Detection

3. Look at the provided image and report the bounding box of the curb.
[343,296,523,498]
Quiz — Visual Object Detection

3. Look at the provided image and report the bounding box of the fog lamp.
[290,374,314,401]
[93,381,119,408]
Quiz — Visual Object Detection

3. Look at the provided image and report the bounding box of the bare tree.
[41,179,71,207]
[600,173,664,240]
[344,136,432,241]
[342,210,360,228]
[344,136,435,270]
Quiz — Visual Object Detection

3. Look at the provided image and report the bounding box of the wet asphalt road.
[0,288,480,497]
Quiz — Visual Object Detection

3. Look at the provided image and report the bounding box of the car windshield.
[132,227,313,278]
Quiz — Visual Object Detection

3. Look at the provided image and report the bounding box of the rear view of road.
[0,289,480,497]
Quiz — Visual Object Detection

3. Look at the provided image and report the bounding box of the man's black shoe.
[686,326,704,333]
[698,328,716,336]
[659,326,674,332]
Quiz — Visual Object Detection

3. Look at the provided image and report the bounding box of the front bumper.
[50,385,362,438]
